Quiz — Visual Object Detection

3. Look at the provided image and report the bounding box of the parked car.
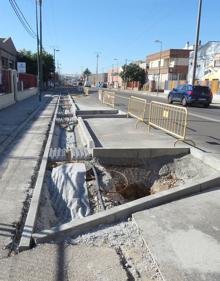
[168,84,212,107]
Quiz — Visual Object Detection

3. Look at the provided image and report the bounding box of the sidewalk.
[0,93,57,258]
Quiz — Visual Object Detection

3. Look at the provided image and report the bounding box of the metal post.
[53,49,56,88]
[39,0,43,102]
[154,40,162,95]
[35,0,40,101]
[95,52,100,85]
[192,0,202,85]
[53,49,59,88]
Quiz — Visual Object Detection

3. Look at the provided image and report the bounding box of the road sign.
[17,62,26,73]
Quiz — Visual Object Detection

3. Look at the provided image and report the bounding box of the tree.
[120,63,146,85]
[83,68,91,80]
[17,49,54,85]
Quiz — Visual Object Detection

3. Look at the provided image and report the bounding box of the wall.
[0,93,15,110]
[16,87,37,101]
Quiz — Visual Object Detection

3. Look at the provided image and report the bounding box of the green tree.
[120,63,146,85]
[83,68,91,80]
[17,49,54,85]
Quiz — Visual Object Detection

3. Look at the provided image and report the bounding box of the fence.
[127,96,149,126]
[148,101,188,143]
[0,69,12,94]
[102,91,115,107]
[18,73,37,90]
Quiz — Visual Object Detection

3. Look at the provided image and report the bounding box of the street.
[112,90,220,154]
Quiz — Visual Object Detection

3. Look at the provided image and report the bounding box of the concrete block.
[190,147,220,171]
[33,174,218,244]
[77,117,95,149]
[19,96,59,251]
[200,174,220,191]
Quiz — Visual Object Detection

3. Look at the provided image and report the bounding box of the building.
[107,67,123,88]
[0,37,17,70]
[188,41,220,82]
[147,49,190,87]
[88,73,108,85]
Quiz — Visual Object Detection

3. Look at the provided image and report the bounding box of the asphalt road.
[113,90,220,154]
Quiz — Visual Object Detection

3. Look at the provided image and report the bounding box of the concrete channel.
[16,89,220,280]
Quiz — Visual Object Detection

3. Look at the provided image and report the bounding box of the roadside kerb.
[127,96,149,127]
[19,96,60,251]
[32,172,220,244]
[77,117,95,151]
[102,91,115,108]
[190,147,220,172]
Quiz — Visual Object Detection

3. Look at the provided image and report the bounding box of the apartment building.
[147,49,190,84]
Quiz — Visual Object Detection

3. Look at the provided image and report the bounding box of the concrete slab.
[0,244,127,281]
[86,117,188,148]
[133,187,220,281]
[73,93,115,111]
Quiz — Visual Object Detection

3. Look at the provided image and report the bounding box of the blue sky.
[0,0,220,74]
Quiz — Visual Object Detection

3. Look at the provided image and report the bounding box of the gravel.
[66,219,164,281]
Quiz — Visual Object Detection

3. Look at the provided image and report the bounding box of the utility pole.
[95,52,101,85]
[192,0,202,85]
[125,59,128,89]
[35,0,40,101]
[53,49,60,88]
[154,40,163,95]
[39,0,43,102]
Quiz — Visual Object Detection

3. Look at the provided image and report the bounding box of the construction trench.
[10,90,220,280]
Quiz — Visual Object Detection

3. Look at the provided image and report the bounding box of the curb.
[33,172,220,244]
[77,117,95,150]
[19,96,60,251]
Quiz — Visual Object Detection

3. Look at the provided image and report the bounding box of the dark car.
[168,84,212,107]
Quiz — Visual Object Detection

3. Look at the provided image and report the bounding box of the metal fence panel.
[102,91,115,107]
[127,96,148,122]
[149,101,188,140]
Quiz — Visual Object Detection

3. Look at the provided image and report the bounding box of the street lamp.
[53,49,60,88]
[114,58,119,88]
[154,40,163,95]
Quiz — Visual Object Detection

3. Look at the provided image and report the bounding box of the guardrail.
[148,101,195,146]
[102,91,115,108]
[127,96,149,127]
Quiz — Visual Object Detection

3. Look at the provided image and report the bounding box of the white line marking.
[188,112,220,123]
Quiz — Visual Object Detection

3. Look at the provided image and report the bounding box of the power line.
[9,0,37,39]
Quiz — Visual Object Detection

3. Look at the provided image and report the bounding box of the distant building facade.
[107,67,123,88]
[88,73,108,85]
[0,37,17,70]
[188,41,220,82]
[147,49,190,83]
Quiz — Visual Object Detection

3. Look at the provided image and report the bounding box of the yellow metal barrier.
[102,91,115,107]
[98,89,103,102]
[84,87,89,96]
[148,101,195,146]
[127,96,149,127]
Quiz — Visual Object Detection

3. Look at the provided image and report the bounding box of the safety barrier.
[98,89,103,102]
[84,87,89,96]
[127,96,149,127]
[148,101,195,145]
[102,91,115,107]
